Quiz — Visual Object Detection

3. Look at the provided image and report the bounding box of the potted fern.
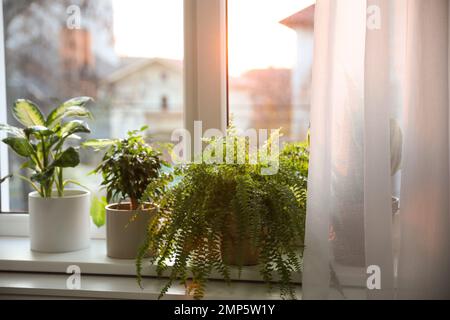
[0,97,93,252]
[137,129,309,299]
[84,127,172,259]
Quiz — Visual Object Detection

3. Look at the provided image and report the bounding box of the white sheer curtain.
[303,0,450,299]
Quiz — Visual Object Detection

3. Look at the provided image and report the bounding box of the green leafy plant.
[0,97,93,197]
[84,126,172,226]
[136,128,309,300]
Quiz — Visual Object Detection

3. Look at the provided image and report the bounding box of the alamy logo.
[367,5,381,30]
[66,265,81,290]
[171,121,280,175]
[66,5,81,30]
[366,265,381,290]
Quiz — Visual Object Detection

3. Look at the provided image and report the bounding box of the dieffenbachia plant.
[0,97,93,197]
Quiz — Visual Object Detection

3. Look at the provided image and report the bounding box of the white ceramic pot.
[29,189,91,253]
[106,203,155,259]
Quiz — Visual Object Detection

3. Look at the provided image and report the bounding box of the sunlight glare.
[112,0,315,75]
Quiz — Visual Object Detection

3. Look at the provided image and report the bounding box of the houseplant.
[136,129,309,299]
[0,97,93,252]
[84,126,172,259]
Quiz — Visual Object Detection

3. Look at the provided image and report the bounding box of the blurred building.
[229,68,292,140]
[280,4,315,140]
[99,57,183,141]
[228,4,315,142]
[228,76,254,130]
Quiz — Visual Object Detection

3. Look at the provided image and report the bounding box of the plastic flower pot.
[106,203,156,259]
[29,189,91,253]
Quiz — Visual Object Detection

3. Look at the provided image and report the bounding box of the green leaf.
[24,125,53,137]
[2,137,34,157]
[63,179,90,191]
[45,135,60,150]
[16,174,41,195]
[90,196,107,228]
[60,105,92,119]
[20,161,33,169]
[30,168,54,184]
[0,174,12,184]
[60,120,91,137]
[52,147,80,168]
[67,134,82,140]
[0,124,25,137]
[82,139,117,151]
[46,97,93,127]
[12,99,45,127]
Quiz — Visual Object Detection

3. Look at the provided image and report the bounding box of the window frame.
[0,1,10,214]
[0,0,228,236]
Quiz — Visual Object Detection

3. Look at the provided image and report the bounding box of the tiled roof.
[280,4,315,29]
[104,57,182,84]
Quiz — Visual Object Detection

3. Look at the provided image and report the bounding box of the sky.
[113,0,314,76]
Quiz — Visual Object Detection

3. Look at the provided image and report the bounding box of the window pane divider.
[0,1,10,212]
[184,0,228,137]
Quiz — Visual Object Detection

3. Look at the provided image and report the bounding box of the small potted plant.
[0,97,93,252]
[136,128,309,299]
[84,126,172,259]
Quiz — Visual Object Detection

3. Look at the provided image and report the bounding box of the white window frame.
[0,1,9,213]
[0,0,228,237]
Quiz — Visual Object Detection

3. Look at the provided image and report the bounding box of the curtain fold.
[397,0,450,299]
[363,0,395,300]
[303,0,450,300]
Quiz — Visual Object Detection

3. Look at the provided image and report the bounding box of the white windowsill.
[0,272,295,300]
[0,237,302,299]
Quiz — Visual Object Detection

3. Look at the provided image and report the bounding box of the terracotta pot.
[106,202,156,259]
[221,236,260,266]
[221,214,260,266]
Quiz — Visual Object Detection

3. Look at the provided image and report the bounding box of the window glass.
[2,0,183,211]
[228,0,315,142]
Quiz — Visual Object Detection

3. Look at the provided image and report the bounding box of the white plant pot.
[29,189,91,253]
[106,203,155,259]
